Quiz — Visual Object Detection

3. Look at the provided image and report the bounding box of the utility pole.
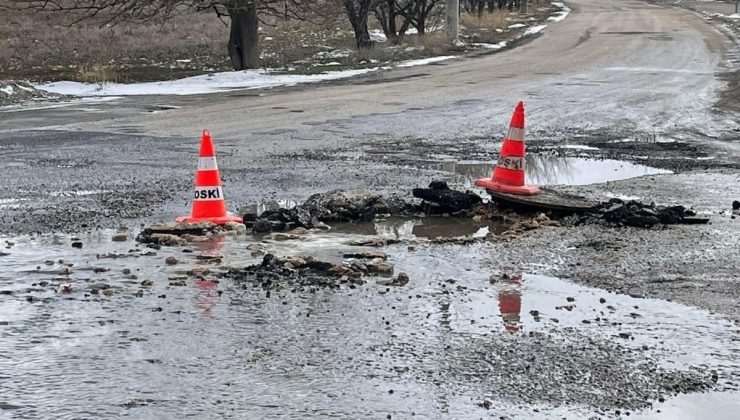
[446,0,459,43]
[520,0,528,15]
[735,0,738,14]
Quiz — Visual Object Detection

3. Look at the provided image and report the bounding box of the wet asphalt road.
[1,0,738,233]
[1,0,740,418]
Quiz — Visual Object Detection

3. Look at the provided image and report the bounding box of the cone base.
[475,178,540,196]
[175,215,243,225]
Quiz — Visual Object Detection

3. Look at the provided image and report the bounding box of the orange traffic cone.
[176,130,243,225]
[475,101,540,196]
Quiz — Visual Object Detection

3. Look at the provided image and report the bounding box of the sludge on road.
[2,0,740,418]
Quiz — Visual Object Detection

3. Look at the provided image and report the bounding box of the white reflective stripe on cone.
[194,186,224,201]
[198,156,219,171]
[497,155,525,171]
[506,127,525,142]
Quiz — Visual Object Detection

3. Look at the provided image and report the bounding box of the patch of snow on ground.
[369,29,387,42]
[549,2,572,22]
[35,68,378,97]
[0,86,14,95]
[508,23,526,28]
[728,14,740,19]
[523,25,548,36]
[472,41,508,50]
[313,49,353,60]
[395,56,456,68]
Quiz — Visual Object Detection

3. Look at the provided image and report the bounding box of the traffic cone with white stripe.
[176,130,243,225]
[475,101,540,196]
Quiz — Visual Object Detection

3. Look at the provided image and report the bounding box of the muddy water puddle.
[423,155,672,188]
[0,231,738,418]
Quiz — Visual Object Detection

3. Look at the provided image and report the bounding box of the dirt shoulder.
[0,3,563,85]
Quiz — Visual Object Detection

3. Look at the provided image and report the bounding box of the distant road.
[0,0,737,233]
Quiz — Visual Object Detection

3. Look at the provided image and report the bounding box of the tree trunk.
[374,0,399,44]
[387,0,398,43]
[344,0,374,49]
[228,1,259,70]
[353,17,373,48]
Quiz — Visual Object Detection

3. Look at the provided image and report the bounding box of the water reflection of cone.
[176,130,243,225]
[475,102,540,196]
[498,273,523,333]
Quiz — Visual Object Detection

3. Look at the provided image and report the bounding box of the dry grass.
[460,10,507,31]
[76,65,119,83]
[0,7,358,81]
[0,8,229,82]
[258,16,356,69]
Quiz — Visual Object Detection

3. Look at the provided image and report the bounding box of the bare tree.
[343,0,375,48]
[3,0,317,70]
[403,0,444,34]
[373,0,443,43]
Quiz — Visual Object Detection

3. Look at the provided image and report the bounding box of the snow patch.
[472,41,508,50]
[34,68,378,97]
[508,23,526,28]
[523,25,547,36]
[313,49,352,60]
[549,2,571,22]
[395,56,456,68]
[0,86,14,95]
[369,29,387,42]
[727,14,740,19]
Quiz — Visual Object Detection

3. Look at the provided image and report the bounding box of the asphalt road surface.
[2,0,738,233]
[2,0,740,418]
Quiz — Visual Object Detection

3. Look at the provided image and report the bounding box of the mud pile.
[412,180,482,214]
[136,221,244,246]
[245,190,412,232]
[570,198,709,228]
[0,81,64,107]
[222,252,403,292]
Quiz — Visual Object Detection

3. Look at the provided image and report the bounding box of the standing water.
[424,155,672,187]
[0,230,737,419]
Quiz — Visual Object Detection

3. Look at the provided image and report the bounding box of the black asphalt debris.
[412,181,482,213]
[569,198,709,227]
[244,190,412,232]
